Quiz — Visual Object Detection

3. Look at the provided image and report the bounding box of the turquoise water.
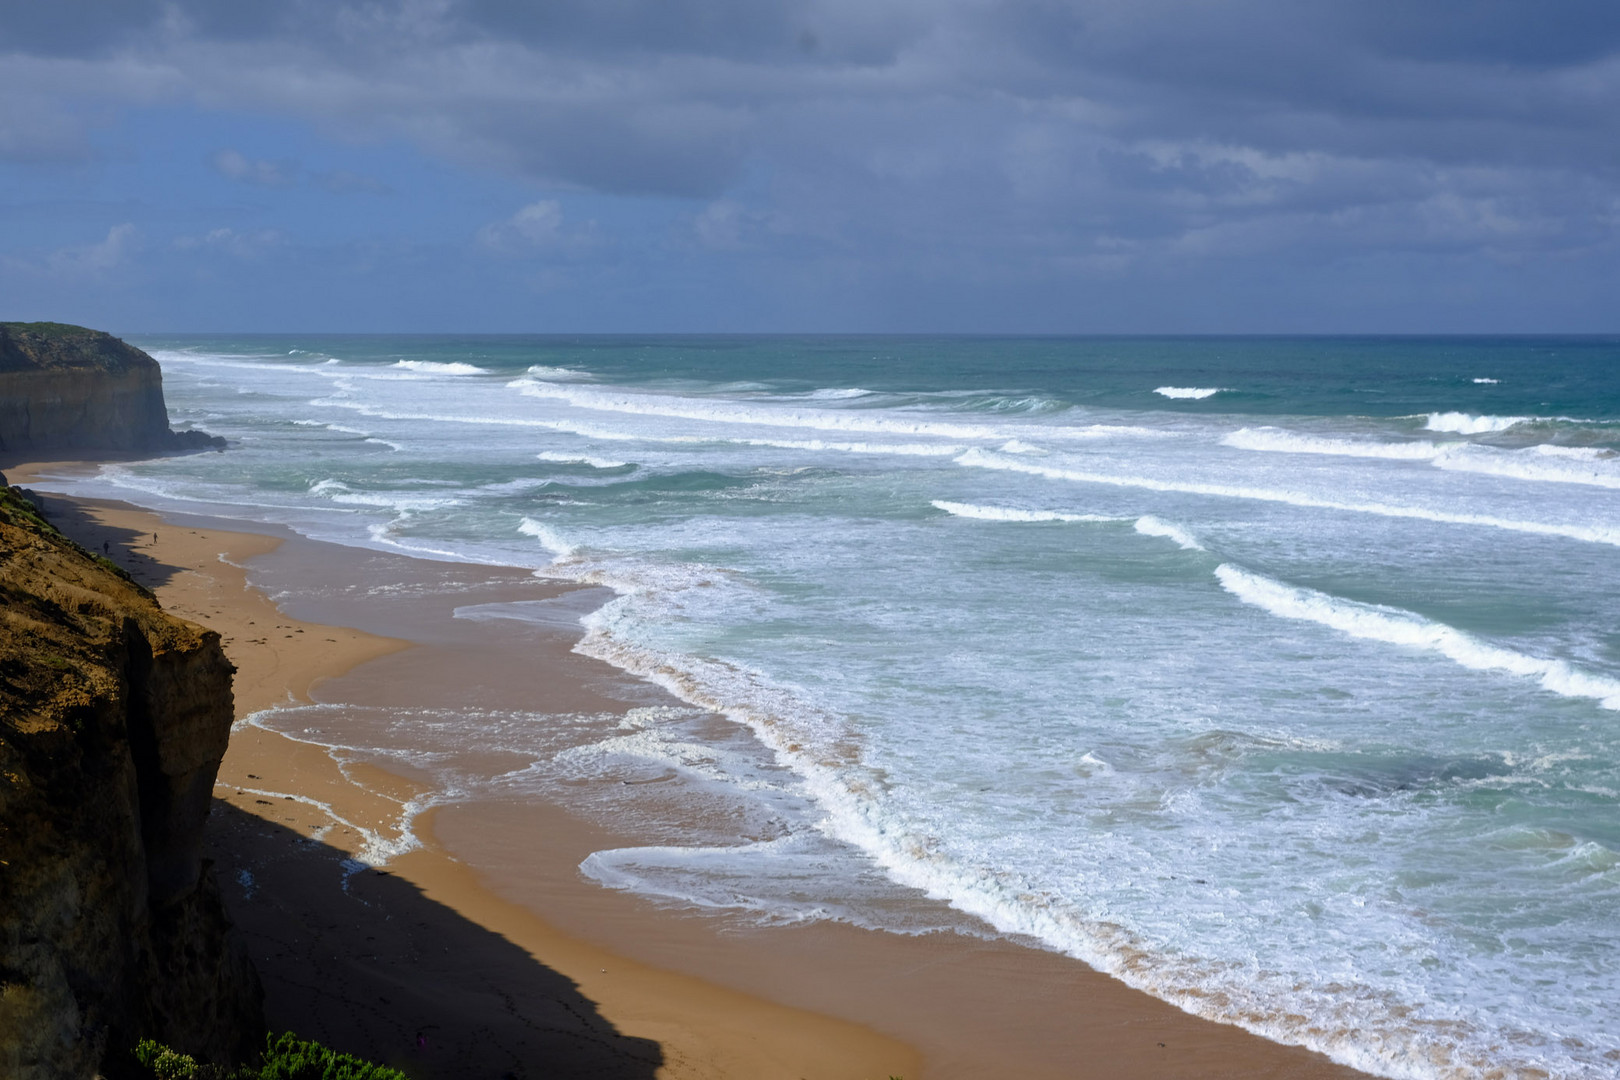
[52,335,1620,1079]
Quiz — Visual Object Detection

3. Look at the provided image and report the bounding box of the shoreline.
[6,458,1376,1080]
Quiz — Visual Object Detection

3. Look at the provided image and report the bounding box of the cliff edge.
[0,323,224,455]
[0,484,261,1077]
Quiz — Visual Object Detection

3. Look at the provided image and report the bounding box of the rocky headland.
[0,483,262,1077]
[0,323,223,456]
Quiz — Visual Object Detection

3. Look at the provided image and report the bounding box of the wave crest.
[1216,564,1620,709]
[392,360,488,375]
[1424,412,1526,434]
[1156,387,1225,400]
[931,500,1114,523]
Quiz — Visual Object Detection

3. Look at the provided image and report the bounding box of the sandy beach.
[6,458,1375,1080]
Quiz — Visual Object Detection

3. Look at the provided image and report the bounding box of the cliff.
[0,483,262,1077]
[0,323,224,455]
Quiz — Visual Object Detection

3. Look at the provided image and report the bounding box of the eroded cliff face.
[0,323,224,455]
[0,484,261,1078]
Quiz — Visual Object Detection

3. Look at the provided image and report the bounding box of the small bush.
[257,1032,409,1080]
[130,1033,407,1080]
[132,1040,211,1080]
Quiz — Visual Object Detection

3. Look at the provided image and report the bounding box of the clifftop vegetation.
[0,322,157,375]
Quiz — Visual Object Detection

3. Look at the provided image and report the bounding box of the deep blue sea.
[52,335,1620,1078]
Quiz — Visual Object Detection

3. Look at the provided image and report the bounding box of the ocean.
[48,335,1620,1079]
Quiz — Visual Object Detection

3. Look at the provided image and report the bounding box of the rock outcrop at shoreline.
[0,322,224,455]
[0,483,261,1078]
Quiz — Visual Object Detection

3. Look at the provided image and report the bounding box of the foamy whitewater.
[44,335,1620,1079]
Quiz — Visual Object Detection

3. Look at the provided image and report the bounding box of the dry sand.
[5,459,1377,1080]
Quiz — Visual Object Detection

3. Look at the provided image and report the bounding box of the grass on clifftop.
[0,321,98,338]
[133,1033,409,1080]
[0,484,152,596]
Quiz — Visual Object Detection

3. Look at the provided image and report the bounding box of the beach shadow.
[7,488,186,592]
[205,801,664,1080]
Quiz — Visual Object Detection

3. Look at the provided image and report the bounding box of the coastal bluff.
[0,323,223,455]
[0,485,261,1077]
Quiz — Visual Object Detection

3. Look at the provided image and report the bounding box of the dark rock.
[0,323,225,455]
[0,486,261,1078]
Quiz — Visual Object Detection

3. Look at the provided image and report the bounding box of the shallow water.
[47,334,1620,1079]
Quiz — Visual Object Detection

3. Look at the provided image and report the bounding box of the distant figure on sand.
[102,541,109,555]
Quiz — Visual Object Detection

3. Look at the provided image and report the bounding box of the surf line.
[1216,564,1620,710]
[954,448,1620,548]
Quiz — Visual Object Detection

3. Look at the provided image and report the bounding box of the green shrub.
[257,1032,408,1080]
[130,1033,407,1080]
[132,1040,211,1080]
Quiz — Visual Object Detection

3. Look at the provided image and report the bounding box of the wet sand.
[6,459,1376,1080]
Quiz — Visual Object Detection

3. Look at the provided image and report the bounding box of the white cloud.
[172,227,285,257]
[476,200,597,253]
[41,224,139,276]
[692,199,785,250]
[212,148,299,186]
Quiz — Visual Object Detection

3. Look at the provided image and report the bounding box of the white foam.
[1133,515,1204,550]
[452,594,604,630]
[518,516,578,560]
[510,377,1150,443]
[147,349,341,376]
[1155,387,1225,400]
[545,420,970,458]
[931,502,1205,550]
[1432,444,1620,490]
[1215,564,1620,709]
[955,448,1620,547]
[806,387,873,400]
[291,420,402,451]
[931,499,1115,523]
[123,341,1620,1080]
[307,395,972,458]
[526,364,594,380]
[307,478,457,511]
[1473,378,1499,385]
[1424,412,1527,434]
[567,612,1547,1080]
[223,709,436,867]
[1223,427,1445,461]
[537,451,631,469]
[391,360,488,375]
[1225,428,1620,489]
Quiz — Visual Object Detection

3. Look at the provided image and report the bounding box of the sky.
[2,1,1618,334]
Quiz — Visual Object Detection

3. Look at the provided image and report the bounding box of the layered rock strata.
[0,483,261,1078]
[0,322,224,455]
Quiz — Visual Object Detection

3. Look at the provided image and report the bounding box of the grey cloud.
[1341,0,1620,68]
[3,0,1618,319]
[452,0,931,66]
[0,0,165,57]
[0,0,363,57]
[10,2,1620,186]
[0,54,181,163]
